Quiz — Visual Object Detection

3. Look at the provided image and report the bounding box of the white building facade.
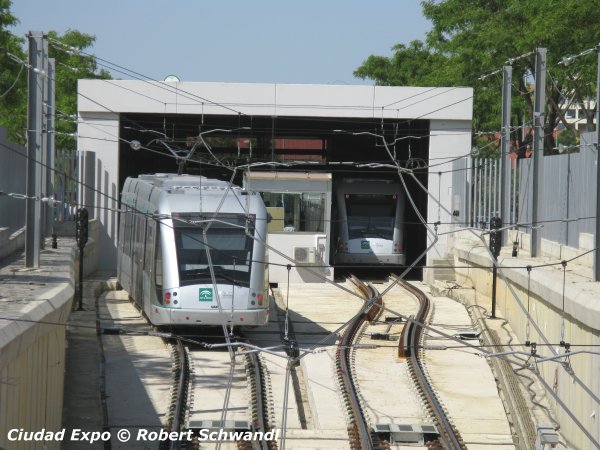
[77,80,473,280]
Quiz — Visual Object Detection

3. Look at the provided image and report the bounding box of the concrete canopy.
[77,80,473,274]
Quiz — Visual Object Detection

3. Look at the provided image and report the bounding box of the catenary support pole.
[594,43,600,281]
[39,38,48,249]
[501,65,512,244]
[46,58,55,237]
[25,32,45,268]
[531,48,546,257]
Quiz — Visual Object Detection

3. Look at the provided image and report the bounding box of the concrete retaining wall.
[0,230,99,450]
[452,230,600,450]
[0,227,25,260]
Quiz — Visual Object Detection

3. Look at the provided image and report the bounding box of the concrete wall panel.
[0,239,97,450]
[453,232,600,449]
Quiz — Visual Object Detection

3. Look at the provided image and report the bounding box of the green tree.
[355,0,600,154]
[0,0,27,142]
[354,40,454,87]
[556,127,578,152]
[0,0,111,148]
[47,30,111,150]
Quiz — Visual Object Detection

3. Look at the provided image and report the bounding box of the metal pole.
[483,159,488,226]
[465,157,471,226]
[511,159,517,224]
[566,152,570,246]
[491,262,498,317]
[39,38,48,249]
[494,159,498,215]
[594,43,600,280]
[531,48,547,257]
[501,65,512,242]
[46,58,55,237]
[474,159,479,227]
[490,217,502,318]
[78,248,84,309]
[25,32,45,268]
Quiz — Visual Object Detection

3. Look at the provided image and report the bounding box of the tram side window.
[138,216,147,268]
[118,208,125,251]
[155,225,163,288]
[260,192,325,232]
[145,221,155,276]
[133,215,140,259]
[123,207,132,256]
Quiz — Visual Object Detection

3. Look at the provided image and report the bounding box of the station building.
[77,81,473,282]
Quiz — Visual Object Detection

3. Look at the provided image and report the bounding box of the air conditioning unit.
[294,246,316,264]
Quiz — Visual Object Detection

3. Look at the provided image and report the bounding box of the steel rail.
[164,339,190,450]
[336,275,383,450]
[392,275,467,450]
[245,350,277,450]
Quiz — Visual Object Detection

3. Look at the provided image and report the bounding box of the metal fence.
[452,131,597,247]
[55,148,78,221]
[517,133,596,247]
[0,127,26,234]
[452,156,502,229]
[0,127,77,239]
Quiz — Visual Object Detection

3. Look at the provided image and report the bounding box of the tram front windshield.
[345,194,396,240]
[174,216,254,287]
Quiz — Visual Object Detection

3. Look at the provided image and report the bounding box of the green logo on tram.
[361,240,370,249]
[199,288,213,302]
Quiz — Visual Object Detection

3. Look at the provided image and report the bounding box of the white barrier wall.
[0,227,99,450]
[452,231,600,449]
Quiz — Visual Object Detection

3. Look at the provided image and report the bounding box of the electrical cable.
[9,41,600,348]
[0,63,24,98]
[13,38,600,448]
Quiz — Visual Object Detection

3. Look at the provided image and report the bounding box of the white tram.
[117,174,269,327]
[335,178,406,266]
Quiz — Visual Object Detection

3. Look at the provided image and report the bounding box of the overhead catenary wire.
[9,32,600,356]
[50,36,477,131]
[3,129,599,273]
[7,115,593,270]
[400,154,600,418]
[4,34,600,450]
[35,56,527,180]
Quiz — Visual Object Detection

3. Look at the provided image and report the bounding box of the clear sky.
[10,0,431,85]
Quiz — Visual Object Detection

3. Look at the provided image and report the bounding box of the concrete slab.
[187,350,249,424]
[378,282,516,449]
[432,278,565,447]
[59,273,520,450]
[62,279,105,450]
[282,282,365,433]
[423,293,515,447]
[354,281,426,426]
[99,290,172,450]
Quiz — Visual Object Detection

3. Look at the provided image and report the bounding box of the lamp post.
[595,43,600,281]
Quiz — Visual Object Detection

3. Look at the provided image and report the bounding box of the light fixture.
[129,140,141,151]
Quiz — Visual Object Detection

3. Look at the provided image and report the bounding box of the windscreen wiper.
[184,267,243,286]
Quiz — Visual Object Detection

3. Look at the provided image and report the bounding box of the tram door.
[131,216,146,306]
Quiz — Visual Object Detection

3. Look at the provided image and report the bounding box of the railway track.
[162,334,276,450]
[336,275,383,450]
[242,342,278,450]
[393,275,467,450]
[161,339,192,450]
